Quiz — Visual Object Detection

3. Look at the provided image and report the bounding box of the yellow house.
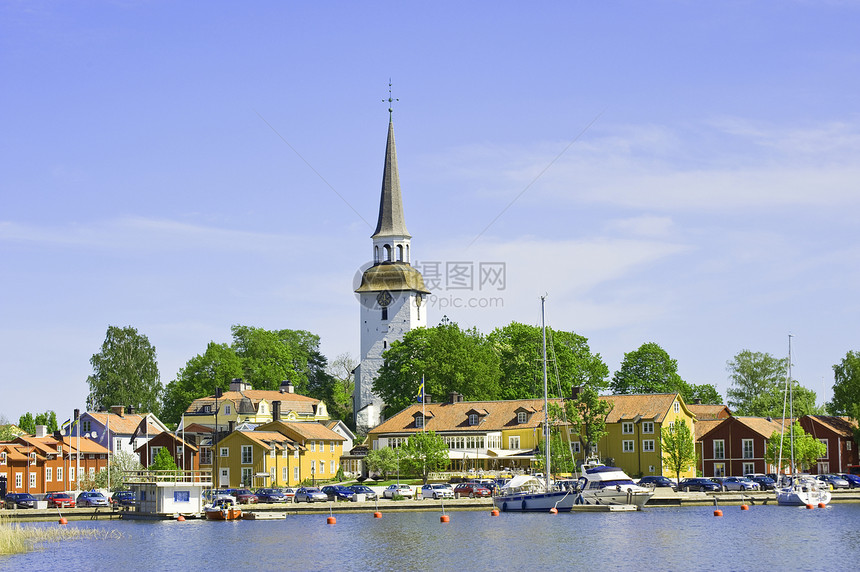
[180,379,329,434]
[256,420,345,486]
[597,393,698,479]
[215,430,297,489]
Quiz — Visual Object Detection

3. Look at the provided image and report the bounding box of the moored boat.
[205,497,242,521]
[574,461,653,507]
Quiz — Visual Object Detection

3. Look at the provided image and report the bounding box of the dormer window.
[468,414,479,426]
[415,415,424,429]
[203,405,212,413]
[517,411,527,424]
[29,452,37,465]
[0,452,6,465]
[225,405,231,415]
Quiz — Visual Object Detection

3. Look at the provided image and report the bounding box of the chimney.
[228,420,235,433]
[111,405,125,417]
[272,401,281,421]
[127,405,135,415]
[230,378,248,392]
[449,392,463,404]
[280,380,294,394]
[35,425,48,438]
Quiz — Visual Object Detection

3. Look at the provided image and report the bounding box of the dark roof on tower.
[372,119,411,239]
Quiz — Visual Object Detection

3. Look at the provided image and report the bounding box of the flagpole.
[422,375,426,433]
[107,414,111,491]
[76,415,80,495]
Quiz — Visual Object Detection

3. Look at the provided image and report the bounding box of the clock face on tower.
[376,291,393,308]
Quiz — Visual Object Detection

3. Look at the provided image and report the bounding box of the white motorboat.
[574,461,653,508]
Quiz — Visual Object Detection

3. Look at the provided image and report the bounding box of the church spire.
[372,118,411,239]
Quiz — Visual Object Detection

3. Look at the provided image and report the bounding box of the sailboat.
[497,296,577,512]
[775,335,831,507]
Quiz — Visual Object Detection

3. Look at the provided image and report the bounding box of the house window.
[225,405,231,415]
[330,441,335,452]
[572,442,581,454]
[89,467,95,478]
[742,439,754,459]
[330,460,336,474]
[674,402,680,414]
[57,467,63,482]
[622,422,634,434]
[517,411,527,424]
[713,463,725,477]
[46,467,52,482]
[742,462,755,475]
[149,446,162,466]
[713,440,725,460]
[282,467,288,483]
[69,468,74,482]
[0,452,5,465]
[468,414,479,426]
[294,449,299,459]
[260,404,267,415]
[310,441,316,452]
[220,447,229,457]
[643,440,655,452]
[642,422,654,434]
[203,405,211,413]
[200,447,212,465]
[241,445,252,464]
[30,473,37,488]
[848,441,852,451]
[82,421,91,432]
[270,447,276,458]
[819,439,828,458]
[15,473,22,487]
[294,467,299,481]
[622,440,635,453]
[319,460,325,474]
[415,415,424,428]
[241,467,252,486]
[509,436,520,449]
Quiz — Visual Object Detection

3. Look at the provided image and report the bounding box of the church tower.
[353,112,430,434]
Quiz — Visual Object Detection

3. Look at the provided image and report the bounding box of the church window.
[396,245,403,261]
[383,244,392,261]
[382,307,388,320]
[374,245,379,263]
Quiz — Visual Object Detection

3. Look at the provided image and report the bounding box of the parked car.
[816,474,850,489]
[77,491,110,507]
[203,489,237,505]
[678,478,721,492]
[225,489,258,504]
[109,490,135,507]
[4,493,37,509]
[710,477,728,489]
[281,487,297,501]
[472,478,498,494]
[322,485,355,501]
[638,476,678,491]
[45,492,76,508]
[721,477,760,491]
[837,473,860,488]
[348,484,378,501]
[422,483,455,499]
[382,484,415,499]
[254,488,288,503]
[749,476,777,491]
[294,487,328,503]
[453,482,491,498]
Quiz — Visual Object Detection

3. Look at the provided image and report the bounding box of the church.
[353,110,430,434]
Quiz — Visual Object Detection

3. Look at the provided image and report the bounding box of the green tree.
[489,322,609,400]
[0,414,16,440]
[231,325,328,394]
[148,447,179,471]
[373,321,501,418]
[726,350,787,416]
[17,412,36,435]
[87,325,162,415]
[687,384,722,405]
[568,386,613,458]
[324,353,357,427]
[161,342,243,425]
[365,446,400,480]
[399,431,451,485]
[661,419,697,485]
[93,450,144,490]
[828,351,860,417]
[611,342,690,397]
[765,422,828,473]
[16,411,58,435]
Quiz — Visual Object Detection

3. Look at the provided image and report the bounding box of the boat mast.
[541,295,550,491]
[788,335,796,477]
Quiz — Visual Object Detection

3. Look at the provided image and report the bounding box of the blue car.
[679,478,721,492]
[322,485,355,501]
[254,488,288,503]
[837,473,860,488]
[4,493,37,509]
[77,491,110,507]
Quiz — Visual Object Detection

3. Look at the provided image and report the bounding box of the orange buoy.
[818,502,826,509]
[549,507,558,514]
[806,504,814,510]
[440,514,450,523]
[373,511,382,518]
[177,515,186,521]
[713,509,723,517]
[490,509,500,517]
[327,516,336,524]
[58,517,68,525]
[740,504,749,511]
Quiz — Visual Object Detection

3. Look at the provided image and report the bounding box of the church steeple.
[372,119,411,239]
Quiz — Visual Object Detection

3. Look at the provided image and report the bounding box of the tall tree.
[87,325,162,415]
[828,350,860,416]
[489,322,609,400]
[324,353,357,428]
[364,446,400,480]
[611,342,690,396]
[93,450,144,491]
[569,386,613,458]
[373,322,501,418]
[17,412,36,435]
[687,384,722,405]
[661,419,697,485]
[726,350,787,416]
[765,422,827,473]
[161,342,243,425]
[17,411,58,434]
[399,431,451,485]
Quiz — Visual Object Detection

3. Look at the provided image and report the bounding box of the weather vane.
[383,79,398,117]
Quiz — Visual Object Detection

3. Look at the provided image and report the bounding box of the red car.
[226,489,258,504]
[453,482,492,498]
[45,492,76,508]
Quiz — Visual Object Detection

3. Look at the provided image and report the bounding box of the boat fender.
[502,502,507,512]
[521,500,527,511]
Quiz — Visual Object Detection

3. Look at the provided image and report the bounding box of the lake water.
[3,503,858,571]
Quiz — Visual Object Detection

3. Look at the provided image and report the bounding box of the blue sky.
[2,1,859,423]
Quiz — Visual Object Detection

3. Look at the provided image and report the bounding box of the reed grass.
[0,516,122,556]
